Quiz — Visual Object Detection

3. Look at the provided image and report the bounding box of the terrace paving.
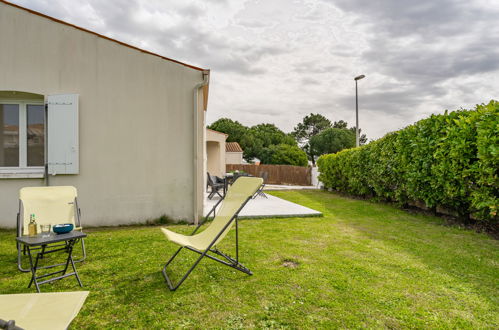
[203,188,322,219]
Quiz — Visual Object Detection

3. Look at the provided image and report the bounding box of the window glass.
[27,104,45,166]
[0,104,20,167]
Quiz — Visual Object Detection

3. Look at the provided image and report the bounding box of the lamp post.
[354,74,365,147]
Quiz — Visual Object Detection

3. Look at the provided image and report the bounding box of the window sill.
[0,168,44,179]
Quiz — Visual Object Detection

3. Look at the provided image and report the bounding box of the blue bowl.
[53,223,74,234]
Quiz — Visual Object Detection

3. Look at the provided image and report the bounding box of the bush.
[309,127,356,157]
[260,144,308,166]
[317,101,498,223]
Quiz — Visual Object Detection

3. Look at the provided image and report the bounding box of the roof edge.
[0,0,207,72]
[206,128,229,137]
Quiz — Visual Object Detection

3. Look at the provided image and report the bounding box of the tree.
[208,118,256,161]
[333,120,348,129]
[250,123,296,148]
[334,120,367,144]
[310,127,356,157]
[239,131,263,162]
[292,113,332,165]
[208,120,298,163]
[241,124,296,162]
[260,144,308,166]
[208,118,247,143]
[349,127,368,145]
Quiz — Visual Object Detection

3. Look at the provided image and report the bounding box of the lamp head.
[354,74,365,81]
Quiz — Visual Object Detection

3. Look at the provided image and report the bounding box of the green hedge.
[317,101,498,223]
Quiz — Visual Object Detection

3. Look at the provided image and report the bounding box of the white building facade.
[0,1,209,227]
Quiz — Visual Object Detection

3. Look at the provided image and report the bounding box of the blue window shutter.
[47,94,79,174]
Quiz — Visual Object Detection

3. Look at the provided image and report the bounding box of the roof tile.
[226,142,243,152]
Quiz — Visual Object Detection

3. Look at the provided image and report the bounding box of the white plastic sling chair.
[161,176,263,291]
[17,186,86,272]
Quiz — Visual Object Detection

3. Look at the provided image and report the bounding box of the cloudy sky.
[11,0,499,140]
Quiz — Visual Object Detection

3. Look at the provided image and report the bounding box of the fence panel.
[226,164,311,186]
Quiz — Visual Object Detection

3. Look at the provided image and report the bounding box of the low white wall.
[311,166,322,188]
[226,152,243,165]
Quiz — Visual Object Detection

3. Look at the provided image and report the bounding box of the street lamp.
[354,74,365,147]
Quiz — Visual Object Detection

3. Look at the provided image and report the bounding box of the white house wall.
[0,3,206,227]
[226,152,243,165]
[205,129,226,177]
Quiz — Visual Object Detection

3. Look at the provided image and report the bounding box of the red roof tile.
[226,142,243,153]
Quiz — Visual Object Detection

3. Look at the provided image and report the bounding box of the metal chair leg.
[73,238,86,263]
[162,247,207,291]
[162,245,253,291]
[253,185,267,199]
[161,195,256,291]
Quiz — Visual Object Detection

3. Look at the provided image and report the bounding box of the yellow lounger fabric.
[20,186,78,235]
[161,176,263,251]
[0,291,89,330]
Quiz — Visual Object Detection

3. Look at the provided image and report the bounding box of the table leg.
[70,255,83,287]
[60,245,72,276]
[26,246,40,293]
[21,237,85,291]
[67,240,83,287]
[27,246,40,288]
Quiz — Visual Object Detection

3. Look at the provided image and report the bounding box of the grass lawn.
[1,190,498,328]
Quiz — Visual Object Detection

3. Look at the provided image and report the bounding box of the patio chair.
[207,172,225,199]
[161,176,263,291]
[253,172,268,199]
[17,186,86,273]
[0,291,89,330]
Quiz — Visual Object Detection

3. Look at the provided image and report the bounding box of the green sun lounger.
[161,176,263,291]
[0,291,89,330]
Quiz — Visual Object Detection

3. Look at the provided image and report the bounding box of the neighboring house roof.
[0,0,207,72]
[226,142,243,153]
[206,128,228,137]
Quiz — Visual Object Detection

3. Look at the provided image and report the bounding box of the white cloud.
[10,0,499,140]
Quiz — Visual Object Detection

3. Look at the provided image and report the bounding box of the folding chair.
[161,176,263,291]
[207,172,225,199]
[253,172,268,199]
[17,186,86,273]
[0,291,89,330]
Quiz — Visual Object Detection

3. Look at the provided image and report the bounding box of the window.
[27,104,45,166]
[0,104,19,166]
[0,99,45,174]
[1,92,79,178]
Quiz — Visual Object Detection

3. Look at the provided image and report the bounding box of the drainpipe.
[193,70,210,225]
[44,102,49,186]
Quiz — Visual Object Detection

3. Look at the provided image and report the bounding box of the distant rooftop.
[226,142,243,153]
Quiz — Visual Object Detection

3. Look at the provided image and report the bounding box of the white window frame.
[0,99,45,178]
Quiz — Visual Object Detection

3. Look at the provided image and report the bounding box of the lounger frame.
[162,195,253,291]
